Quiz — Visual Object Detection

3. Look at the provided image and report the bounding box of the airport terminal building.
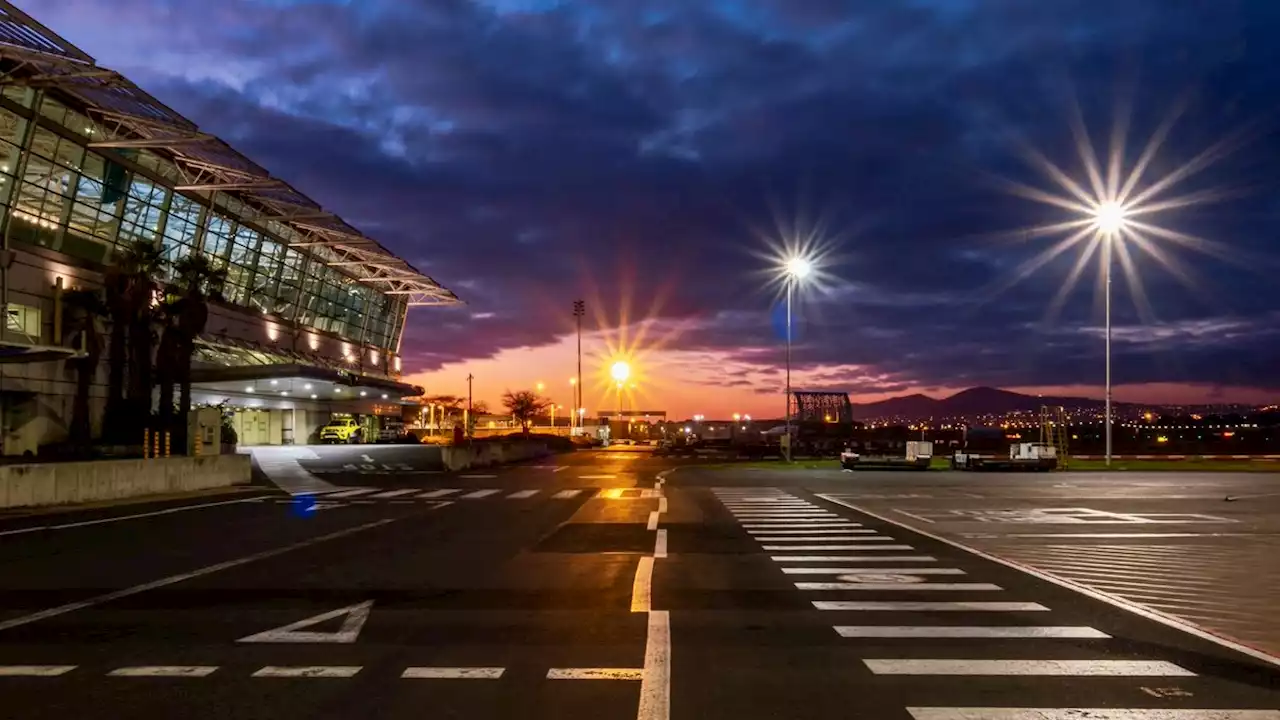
[0,3,458,453]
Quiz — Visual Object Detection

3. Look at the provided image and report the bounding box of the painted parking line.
[400,667,504,679]
[796,582,1003,591]
[0,665,76,676]
[908,711,1280,720]
[836,626,1109,638]
[863,659,1193,676]
[814,601,1050,611]
[252,666,362,678]
[547,668,643,680]
[108,666,219,677]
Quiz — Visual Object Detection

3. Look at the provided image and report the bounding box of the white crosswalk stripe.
[775,556,937,563]
[507,490,539,499]
[909,711,1280,720]
[814,601,1049,611]
[753,536,893,542]
[417,489,460,498]
[321,488,378,498]
[797,582,1003,591]
[368,489,419,499]
[552,489,583,499]
[864,659,1193,676]
[781,567,965,575]
[461,489,503,499]
[762,544,915,551]
[836,626,1109,638]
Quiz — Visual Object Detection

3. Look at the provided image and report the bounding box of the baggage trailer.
[953,442,1059,471]
[841,440,933,471]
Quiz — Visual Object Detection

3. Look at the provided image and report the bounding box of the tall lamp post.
[573,300,585,430]
[782,256,813,462]
[1092,202,1128,468]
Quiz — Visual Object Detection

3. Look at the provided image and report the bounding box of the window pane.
[0,108,26,147]
[203,213,232,262]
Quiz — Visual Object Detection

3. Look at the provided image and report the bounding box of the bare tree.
[502,389,548,434]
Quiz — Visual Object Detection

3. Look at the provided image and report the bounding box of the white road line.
[0,519,396,633]
[0,497,269,537]
[507,490,539,499]
[658,497,668,513]
[991,533,1226,539]
[108,666,219,677]
[547,668,643,680]
[864,659,1193,676]
[775,556,937,563]
[762,544,914,551]
[796,582,1002,591]
[631,556,654,612]
[837,626,1109,638]
[655,529,668,558]
[752,536,893,542]
[741,519,858,524]
[252,666,362,678]
[909,711,1280,720]
[579,474,617,479]
[369,489,420,499]
[401,667,504,679]
[417,489,460,498]
[647,510,660,531]
[815,601,1049,611]
[0,665,76,676]
[782,567,965,575]
[637,609,670,720]
[732,513,839,518]
[552,489,583,499]
[461,489,501,499]
[322,488,378,498]
[460,474,497,479]
[817,494,1280,670]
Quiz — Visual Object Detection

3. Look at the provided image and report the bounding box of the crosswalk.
[275,487,592,503]
[713,488,1279,719]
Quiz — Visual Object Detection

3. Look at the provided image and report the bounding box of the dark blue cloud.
[30,0,1280,394]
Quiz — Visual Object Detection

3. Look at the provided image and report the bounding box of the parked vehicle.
[952,442,1058,471]
[840,440,933,470]
[377,419,410,444]
[320,417,363,444]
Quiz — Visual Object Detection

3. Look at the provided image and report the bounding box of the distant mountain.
[849,386,1108,421]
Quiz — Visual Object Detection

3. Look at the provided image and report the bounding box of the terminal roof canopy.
[0,0,459,308]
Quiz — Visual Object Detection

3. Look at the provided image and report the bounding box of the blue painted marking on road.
[291,495,317,517]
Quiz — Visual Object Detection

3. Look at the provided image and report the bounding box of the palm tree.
[154,296,182,438]
[170,254,226,451]
[61,288,106,446]
[103,240,165,443]
[502,389,548,435]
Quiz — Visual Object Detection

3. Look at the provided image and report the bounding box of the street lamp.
[1091,201,1130,468]
[569,378,577,428]
[782,255,814,462]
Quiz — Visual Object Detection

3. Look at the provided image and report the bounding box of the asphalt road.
[0,448,1276,719]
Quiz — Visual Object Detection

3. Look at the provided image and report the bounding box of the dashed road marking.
[108,666,219,677]
[368,489,419,499]
[461,489,501,499]
[753,536,893,542]
[631,556,654,612]
[547,668,643,680]
[552,489,583,499]
[782,567,965,575]
[762,544,915,551]
[252,666,362,678]
[418,489,460,498]
[774,556,937,562]
[507,490,539,499]
[400,667,504,679]
[0,665,76,676]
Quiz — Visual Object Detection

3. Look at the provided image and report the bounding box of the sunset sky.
[31,0,1280,419]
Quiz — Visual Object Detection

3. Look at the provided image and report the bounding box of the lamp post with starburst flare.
[1091,201,1130,468]
[782,256,813,463]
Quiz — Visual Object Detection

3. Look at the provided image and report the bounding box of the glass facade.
[0,91,407,352]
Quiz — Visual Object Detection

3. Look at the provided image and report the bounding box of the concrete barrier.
[0,455,252,509]
[441,440,552,471]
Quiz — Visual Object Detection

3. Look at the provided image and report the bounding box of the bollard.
[163,431,171,458]
[194,433,201,457]
[143,429,151,459]
[153,431,160,459]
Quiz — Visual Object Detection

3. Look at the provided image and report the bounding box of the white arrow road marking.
[238,601,373,644]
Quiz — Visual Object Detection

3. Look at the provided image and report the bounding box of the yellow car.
[320,417,363,444]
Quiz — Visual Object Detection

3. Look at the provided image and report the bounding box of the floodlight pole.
[1104,236,1113,468]
[784,279,793,463]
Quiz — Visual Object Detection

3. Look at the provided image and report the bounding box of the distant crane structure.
[791,391,853,424]
[1039,405,1070,469]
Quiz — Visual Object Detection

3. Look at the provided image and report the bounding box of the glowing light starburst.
[995,96,1246,324]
